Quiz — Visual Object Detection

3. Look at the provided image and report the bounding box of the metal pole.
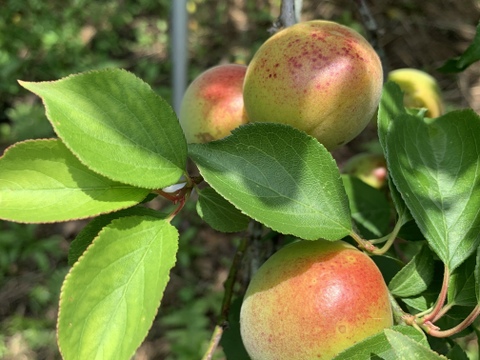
[171,0,188,113]
[294,0,303,23]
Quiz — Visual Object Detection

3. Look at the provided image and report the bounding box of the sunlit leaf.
[19,69,187,189]
[68,206,167,266]
[58,215,178,360]
[0,139,149,223]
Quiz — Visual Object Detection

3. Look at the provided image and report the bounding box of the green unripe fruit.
[179,64,249,143]
[240,240,393,360]
[243,20,383,150]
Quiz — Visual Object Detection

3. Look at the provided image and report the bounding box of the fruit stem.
[202,231,251,360]
[349,231,378,253]
[430,302,454,323]
[421,265,450,324]
[423,305,480,338]
[166,189,190,221]
[369,234,390,245]
[371,219,403,255]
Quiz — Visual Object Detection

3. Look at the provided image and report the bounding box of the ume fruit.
[179,64,249,143]
[387,68,444,118]
[243,20,383,150]
[240,240,393,360]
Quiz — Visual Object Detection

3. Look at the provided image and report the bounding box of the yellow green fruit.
[240,240,393,360]
[388,68,444,118]
[179,64,249,143]
[243,20,383,150]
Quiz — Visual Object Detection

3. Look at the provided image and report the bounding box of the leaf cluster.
[1,66,480,359]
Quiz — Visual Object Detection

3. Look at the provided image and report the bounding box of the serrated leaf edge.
[57,215,177,359]
[0,138,150,224]
[19,69,187,190]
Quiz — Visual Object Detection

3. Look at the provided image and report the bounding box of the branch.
[201,234,250,360]
[352,0,389,80]
[201,326,223,360]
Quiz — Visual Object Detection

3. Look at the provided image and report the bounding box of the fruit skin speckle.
[243,20,383,150]
[240,240,393,360]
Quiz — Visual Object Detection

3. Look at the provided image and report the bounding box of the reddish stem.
[156,188,184,203]
[421,266,450,323]
[424,305,480,338]
[168,194,188,220]
[430,302,454,323]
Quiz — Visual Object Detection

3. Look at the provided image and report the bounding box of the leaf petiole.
[423,305,480,338]
[420,266,450,324]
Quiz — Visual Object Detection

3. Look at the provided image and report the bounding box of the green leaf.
[377,82,413,225]
[68,206,167,266]
[402,290,439,313]
[438,22,480,73]
[334,326,428,360]
[448,251,478,306]
[378,81,406,154]
[19,69,187,189]
[385,329,448,359]
[389,245,435,298]
[196,187,250,233]
[189,123,352,241]
[389,177,413,226]
[476,246,480,303]
[401,263,444,312]
[58,215,178,360]
[446,344,470,360]
[386,109,480,271]
[0,139,149,223]
[342,175,390,238]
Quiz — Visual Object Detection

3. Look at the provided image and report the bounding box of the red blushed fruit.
[240,240,393,360]
[243,20,383,150]
[179,64,249,143]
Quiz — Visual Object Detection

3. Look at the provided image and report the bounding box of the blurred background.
[0,0,479,359]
